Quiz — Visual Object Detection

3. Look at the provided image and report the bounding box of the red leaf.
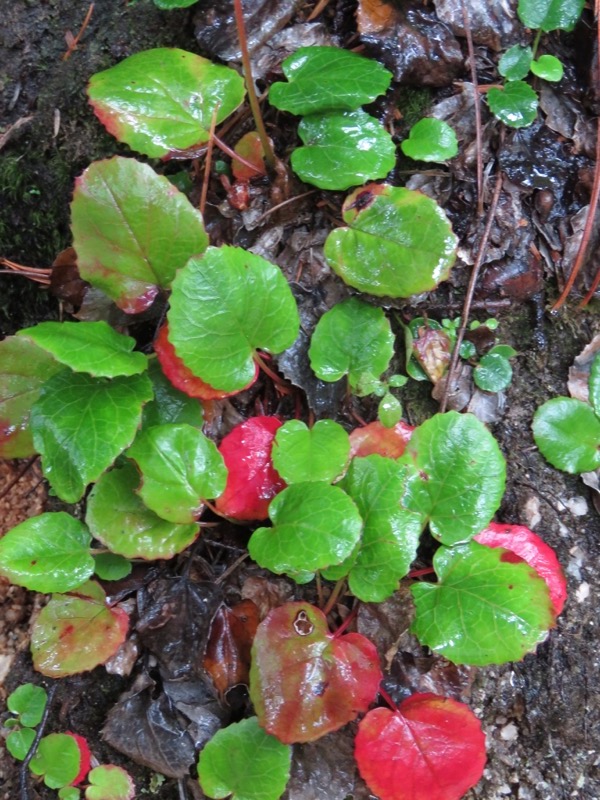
[215,416,286,520]
[203,600,260,697]
[65,732,91,786]
[349,420,414,459]
[250,602,382,744]
[355,693,486,800]
[474,522,567,616]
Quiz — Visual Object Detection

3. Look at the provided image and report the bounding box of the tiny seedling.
[400,117,458,163]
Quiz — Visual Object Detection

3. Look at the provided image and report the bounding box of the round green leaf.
[93,553,132,581]
[87,48,245,158]
[168,246,299,393]
[6,728,36,761]
[400,118,458,162]
[533,397,600,473]
[324,183,458,298]
[291,110,396,191]
[0,512,93,593]
[198,717,291,800]
[589,352,600,415]
[308,298,394,392]
[498,44,533,81]
[30,733,81,789]
[487,80,538,128]
[86,464,200,560]
[31,369,153,503]
[399,411,506,544]
[269,46,392,116]
[71,157,208,314]
[248,483,363,574]
[473,353,513,392]
[142,358,204,429]
[153,0,197,7]
[517,0,584,32]
[60,788,82,800]
[19,322,147,378]
[272,419,350,484]
[85,765,136,800]
[411,542,556,665]
[488,344,518,359]
[7,683,48,727]
[378,393,403,428]
[127,424,227,523]
[530,54,564,81]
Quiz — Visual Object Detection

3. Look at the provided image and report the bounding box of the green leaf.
[127,424,227,523]
[86,463,200,560]
[30,733,81,789]
[248,483,363,574]
[153,0,197,7]
[85,765,136,800]
[530,54,564,81]
[272,419,350,484]
[498,44,533,81]
[268,46,392,116]
[7,683,48,727]
[198,717,291,800]
[0,336,62,458]
[71,157,208,314]
[142,358,204,429]
[411,542,555,665]
[6,728,36,761]
[533,397,600,473]
[377,393,403,428]
[31,370,153,503]
[0,512,93,593]
[400,118,458,162]
[59,788,81,800]
[590,353,600,415]
[87,48,245,157]
[517,0,584,31]
[399,412,506,545]
[324,184,458,298]
[473,353,513,392]
[19,322,148,378]
[291,110,396,191]
[308,298,394,391]
[487,80,538,128]
[488,344,518,359]
[168,246,299,393]
[93,553,132,581]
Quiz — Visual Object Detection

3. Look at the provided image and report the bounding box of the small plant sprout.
[400,118,458,162]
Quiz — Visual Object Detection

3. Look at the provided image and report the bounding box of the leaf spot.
[293,610,314,636]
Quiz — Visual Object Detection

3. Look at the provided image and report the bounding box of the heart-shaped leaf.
[530,54,564,81]
[71,157,208,313]
[6,728,37,761]
[269,46,392,116]
[324,184,457,297]
[198,717,291,800]
[142,357,204,428]
[411,541,555,665]
[31,369,153,503]
[291,110,396,191]
[0,512,93,593]
[31,580,129,677]
[355,693,486,800]
[29,733,81,789]
[7,683,48,728]
[250,602,382,743]
[473,352,513,392]
[532,397,600,473]
[248,483,363,575]
[87,48,245,157]
[271,419,350,484]
[168,246,299,393]
[127,424,227,523]
[86,463,200,560]
[85,765,136,800]
[517,0,584,31]
[349,420,414,458]
[498,44,533,81]
[399,411,506,545]
[400,118,458,162]
[487,81,538,128]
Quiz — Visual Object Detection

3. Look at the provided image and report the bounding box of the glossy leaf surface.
[168,246,299,392]
[71,157,208,313]
[355,693,486,800]
[400,118,458,162]
[473,352,513,392]
[93,552,132,581]
[349,420,414,458]
[325,184,457,297]
[250,602,382,743]
[530,54,563,81]
[487,81,538,128]
[85,765,136,800]
[142,357,204,428]
[532,397,600,473]
[517,0,584,31]
[232,131,267,181]
[411,542,555,665]
[498,44,533,81]
[29,733,80,789]
[272,419,350,484]
[7,728,36,761]
[7,683,47,727]
[88,48,245,157]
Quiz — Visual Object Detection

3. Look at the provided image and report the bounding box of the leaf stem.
[531,28,542,60]
[322,578,346,616]
[200,105,220,217]
[332,605,358,638]
[408,566,436,579]
[378,684,399,713]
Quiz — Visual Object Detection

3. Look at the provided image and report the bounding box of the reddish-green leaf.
[232,131,267,181]
[67,732,92,786]
[29,733,81,789]
[85,765,136,800]
[250,602,382,743]
[349,420,414,459]
[355,693,486,800]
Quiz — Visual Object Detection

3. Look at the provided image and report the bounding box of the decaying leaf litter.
[1,0,600,798]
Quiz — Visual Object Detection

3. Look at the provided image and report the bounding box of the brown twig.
[0,116,33,151]
[62,3,94,61]
[307,0,332,21]
[199,106,219,217]
[253,190,316,225]
[0,456,39,503]
[461,0,484,216]
[0,257,51,284]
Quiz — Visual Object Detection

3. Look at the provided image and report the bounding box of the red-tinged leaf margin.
[65,733,92,786]
[474,522,567,616]
[355,693,486,800]
[349,420,414,459]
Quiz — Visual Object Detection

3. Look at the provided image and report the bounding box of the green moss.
[397,86,433,130]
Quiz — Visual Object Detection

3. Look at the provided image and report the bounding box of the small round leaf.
[7,728,37,761]
[498,44,533,81]
[487,81,538,128]
[533,397,600,473]
[530,54,563,82]
[29,734,81,789]
[7,683,48,727]
[473,353,513,392]
[400,118,458,162]
[85,765,136,800]
[272,419,350,484]
[93,553,132,581]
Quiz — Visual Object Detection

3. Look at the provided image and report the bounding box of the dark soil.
[1,1,600,799]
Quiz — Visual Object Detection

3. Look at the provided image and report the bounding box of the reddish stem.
[332,605,358,638]
[378,684,399,713]
[408,566,435,579]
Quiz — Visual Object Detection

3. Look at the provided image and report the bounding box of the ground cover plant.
[0,0,595,798]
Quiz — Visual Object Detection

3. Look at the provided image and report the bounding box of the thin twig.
[20,683,58,800]
[0,456,39,503]
[253,190,316,225]
[62,3,94,61]
[200,106,219,217]
[212,133,263,175]
[461,0,484,215]
[0,116,33,151]
[307,0,332,21]
[215,552,249,584]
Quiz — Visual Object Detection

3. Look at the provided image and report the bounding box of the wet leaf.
[30,733,81,789]
[203,601,260,696]
[67,732,92,786]
[473,352,513,392]
[269,46,392,116]
[168,246,299,393]
[93,552,132,581]
[589,352,600,414]
[532,397,600,473]
[31,369,153,503]
[0,512,93,593]
[71,157,208,313]
[86,463,200,560]
[85,765,136,800]
[517,0,584,32]
[88,48,245,157]
[6,728,36,761]
[487,80,538,128]
[400,118,458,162]
[325,184,457,298]
[199,717,291,800]
[31,580,129,677]
[215,416,286,521]
[18,321,147,378]
[250,602,382,743]
[410,322,452,384]
[142,357,204,428]
[232,131,267,181]
[498,44,533,81]
[272,419,350,484]
[128,424,227,523]
[153,0,197,7]
[349,421,414,459]
[7,683,47,727]
[248,483,363,574]
[355,693,486,800]
[291,110,396,191]
[530,54,563,81]
[411,541,555,665]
